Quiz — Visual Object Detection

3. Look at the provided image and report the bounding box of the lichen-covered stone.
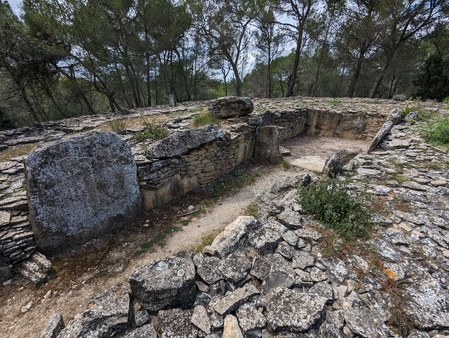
[121,324,157,338]
[212,284,260,316]
[264,288,327,333]
[58,285,130,338]
[146,125,225,159]
[207,96,254,118]
[129,251,198,313]
[39,314,65,338]
[204,216,258,258]
[158,308,198,338]
[25,131,143,254]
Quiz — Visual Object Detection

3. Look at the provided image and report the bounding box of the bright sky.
[7,0,22,14]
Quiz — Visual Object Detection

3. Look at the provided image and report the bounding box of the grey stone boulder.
[343,301,391,338]
[264,288,327,333]
[204,216,259,258]
[191,305,211,335]
[25,131,143,254]
[236,301,266,336]
[261,270,295,294]
[193,253,223,285]
[146,125,226,159]
[129,251,198,313]
[222,314,244,338]
[218,250,252,286]
[276,209,303,229]
[323,150,358,178]
[254,126,282,164]
[158,308,198,338]
[368,120,393,153]
[58,285,130,338]
[16,251,52,284]
[39,314,65,338]
[207,96,254,118]
[212,284,260,316]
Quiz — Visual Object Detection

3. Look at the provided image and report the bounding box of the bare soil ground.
[0,135,368,338]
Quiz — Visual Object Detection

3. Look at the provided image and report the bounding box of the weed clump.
[298,178,373,239]
[420,115,449,149]
[109,119,126,132]
[134,120,168,142]
[192,112,221,128]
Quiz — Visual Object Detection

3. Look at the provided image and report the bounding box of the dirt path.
[0,135,368,338]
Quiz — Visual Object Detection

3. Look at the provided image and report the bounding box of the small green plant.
[194,232,217,252]
[392,173,408,184]
[135,226,181,255]
[298,178,373,239]
[109,119,126,132]
[134,120,169,142]
[420,115,449,149]
[244,202,258,217]
[180,219,191,226]
[328,98,342,107]
[392,94,407,102]
[192,112,221,128]
[443,97,449,109]
[281,159,291,169]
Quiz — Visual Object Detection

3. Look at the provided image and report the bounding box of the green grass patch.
[180,219,191,226]
[328,98,342,107]
[109,119,126,132]
[192,112,221,128]
[281,159,291,169]
[298,178,373,239]
[420,115,449,149]
[194,232,218,252]
[134,120,169,142]
[135,226,182,256]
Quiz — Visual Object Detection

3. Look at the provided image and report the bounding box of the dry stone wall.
[0,101,387,283]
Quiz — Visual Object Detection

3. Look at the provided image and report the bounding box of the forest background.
[0,0,448,128]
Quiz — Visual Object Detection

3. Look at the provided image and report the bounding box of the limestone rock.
[261,270,295,294]
[193,253,223,285]
[207,96,254,118]
[25,131,143,254]
[219,250,252,285]
[368,120,393,153]
[158,308,198,338]
[129,251,198,313]
[212,284,260,316]
[58,285,130,338]
[16,251,52,284]
[236,301,266,335]
[121,324,157,338]
[254,126,282,164]
[222,314,244,338]
[204,216,258,258]
[146,125,225,159]
[39,314,65,338]
[343,303,390,338]
[276,209,303,229]
[264,288,327,333]
[191,305,211,335]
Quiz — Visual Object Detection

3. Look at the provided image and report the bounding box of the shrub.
[134,121,168,142]
[109,119,126,132]
[420,115,449,149]
[392,94,407,102]
[192,112,221,128]
[298,178,373,239]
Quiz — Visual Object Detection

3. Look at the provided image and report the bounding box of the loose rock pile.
[42,112,449,337]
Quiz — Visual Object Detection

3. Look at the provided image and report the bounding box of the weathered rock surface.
[254,126,282,164]
[25,131,143,254]
[129,251,198,313]
[158,308,198,338]
[146,125,225,159]
[16,251,52,284]
[207,96,254,118]
[58,285,130,338]
[39,314,65,338]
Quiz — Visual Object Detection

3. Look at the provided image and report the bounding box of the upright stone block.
[25,131,144,254]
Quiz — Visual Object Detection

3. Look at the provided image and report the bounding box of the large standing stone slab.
[254,126,282,164]
[25,131,143,254]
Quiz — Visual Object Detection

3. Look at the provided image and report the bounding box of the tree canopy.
[0,0,448,127]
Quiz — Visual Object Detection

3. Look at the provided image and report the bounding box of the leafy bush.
[420,115,449,149]
[134,121,169,142]
[298,178,373,238]
[328,98,342,107]
[192,112,221,128]
[392,94,407,102]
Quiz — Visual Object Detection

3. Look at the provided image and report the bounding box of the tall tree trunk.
[346,52,365,98]
[286,33,302,97]
[370,52,394,98]
[145,52,152,107]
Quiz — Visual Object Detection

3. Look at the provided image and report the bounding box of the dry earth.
[0,133,371,338]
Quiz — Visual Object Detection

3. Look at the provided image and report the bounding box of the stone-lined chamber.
[0,104,385,280]
[137,108,380,209]
[24,131,144,255]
